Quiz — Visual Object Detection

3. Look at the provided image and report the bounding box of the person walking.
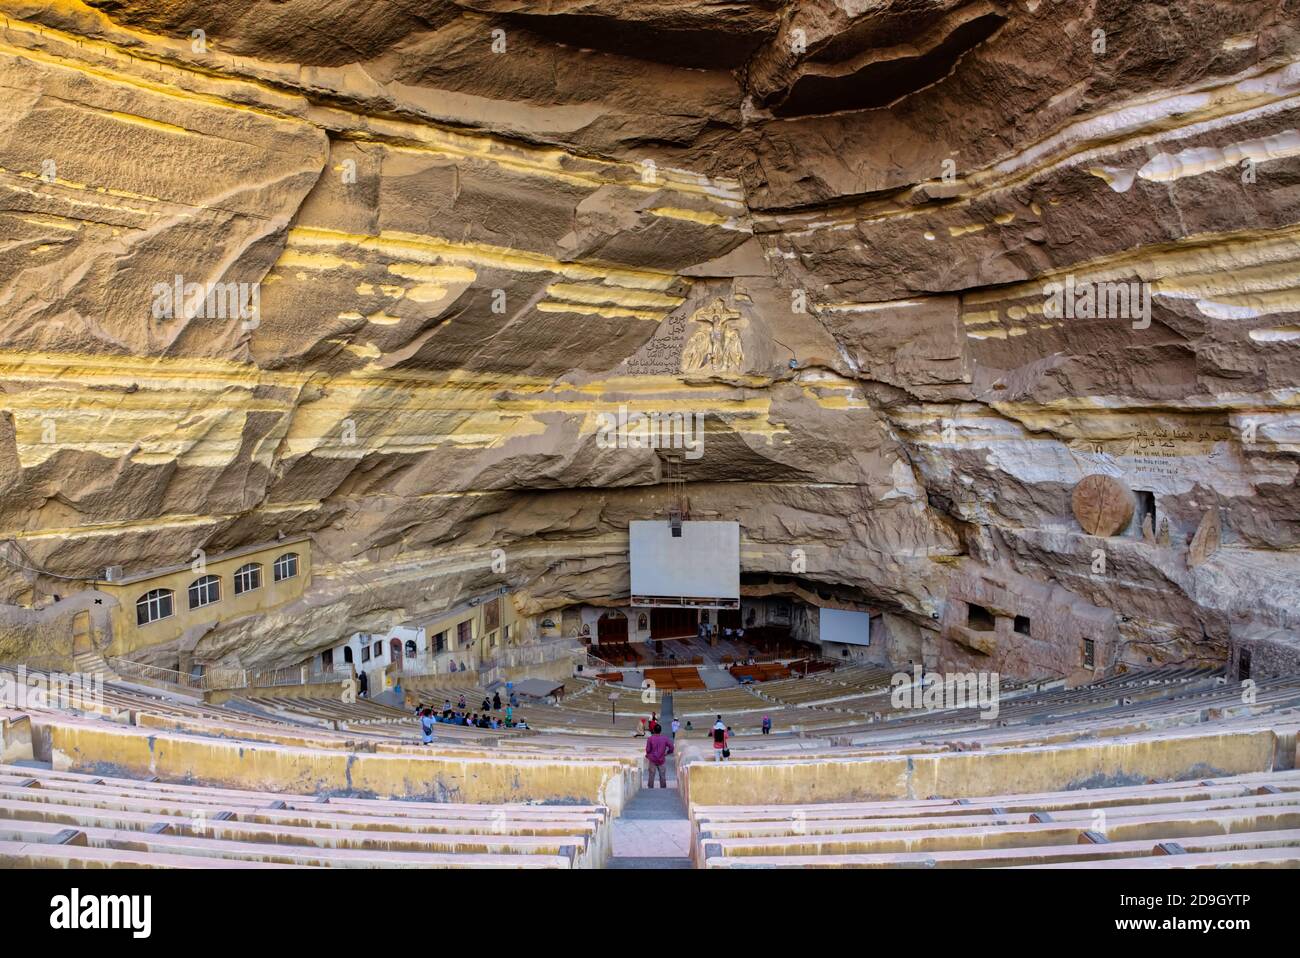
[419,708,436,745]
[671,717,680,739]
[761,714,772,735]
[712,716,728,761]
[357,669,369,699]
[644,723,674,788]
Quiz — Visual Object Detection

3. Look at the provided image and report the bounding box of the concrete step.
[611,817,692,858]
[621,787,685,821]
[71,651,118,681]
[609,779,691,861]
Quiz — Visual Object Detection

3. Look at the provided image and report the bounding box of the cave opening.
[967,603,996,632]
[1134,490,1157,536]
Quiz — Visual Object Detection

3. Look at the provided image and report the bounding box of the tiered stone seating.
[830,668,1300,747]
[5,657,1298,868]
[676,669,1300,808]
[669,684,856,736]
[0,666,641,812]
[755,666,896,707]
[691,770,1300,868]
[0,763,610,868]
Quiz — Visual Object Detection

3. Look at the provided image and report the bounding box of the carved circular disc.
[1072,474,1134,536]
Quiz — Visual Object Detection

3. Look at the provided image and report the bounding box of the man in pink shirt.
[644,723,675,788]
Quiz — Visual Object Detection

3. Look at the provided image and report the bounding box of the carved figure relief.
[681,299,745,373]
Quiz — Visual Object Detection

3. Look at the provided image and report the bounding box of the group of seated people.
[414,691,529,742]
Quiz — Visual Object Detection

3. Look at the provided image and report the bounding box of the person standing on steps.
[712,715,728,761]
[357,669,369,699]
[671,717,680,739]
[644,723,674,788]
[761,714,771,735]
[492,690,501,712]
[419,708,436,745]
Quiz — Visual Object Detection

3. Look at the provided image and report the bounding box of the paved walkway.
[607,693,693,868]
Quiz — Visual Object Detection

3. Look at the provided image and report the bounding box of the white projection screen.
[629,520,740,607]
[820,608,872,646]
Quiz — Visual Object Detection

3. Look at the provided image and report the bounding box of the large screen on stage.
[629,520,740,606]
[820,608,872,646]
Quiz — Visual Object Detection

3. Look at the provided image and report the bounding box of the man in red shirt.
[644,723,675,788]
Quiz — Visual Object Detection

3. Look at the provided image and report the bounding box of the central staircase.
[606,692,693,868]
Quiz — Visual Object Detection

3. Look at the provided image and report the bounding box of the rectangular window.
[966,603,996,632]
[361,646,371,663]
[433,630,446,654]
[1014,615,1031,636]
[1083,638,1095,668]
[457,620,472,649]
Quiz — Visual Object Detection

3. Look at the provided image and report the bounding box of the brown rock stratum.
[0,1,1297,674]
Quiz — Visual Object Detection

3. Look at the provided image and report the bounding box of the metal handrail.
[107,658,201,690]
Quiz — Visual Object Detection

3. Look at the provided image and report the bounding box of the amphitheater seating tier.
[691,770,1300,868]
[3,661,1298,869]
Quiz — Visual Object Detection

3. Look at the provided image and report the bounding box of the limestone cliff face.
[0,1,1296,673]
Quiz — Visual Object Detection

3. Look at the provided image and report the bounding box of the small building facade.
[98,537,312,657]
[316,590,519,691]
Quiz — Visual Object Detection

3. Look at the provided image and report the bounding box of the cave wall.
[1,0,1297,678]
